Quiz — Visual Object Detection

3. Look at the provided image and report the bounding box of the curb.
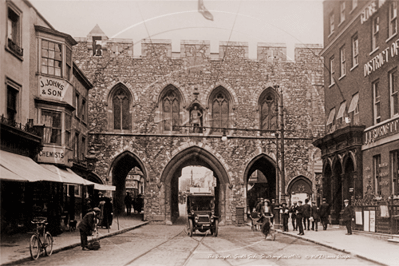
[276,230,389,266]
[1,221,149,266]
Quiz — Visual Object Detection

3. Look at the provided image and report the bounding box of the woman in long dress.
[260,199,273,237]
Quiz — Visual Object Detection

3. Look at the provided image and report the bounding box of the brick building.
[73,26,325,225]
[314,0,399,233]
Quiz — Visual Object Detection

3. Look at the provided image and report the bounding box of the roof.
[88,24,107,37]
[35,25,77,46]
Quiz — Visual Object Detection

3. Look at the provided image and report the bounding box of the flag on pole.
[198,0,214,21]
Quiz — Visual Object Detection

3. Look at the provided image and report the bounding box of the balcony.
[7,38,23,57]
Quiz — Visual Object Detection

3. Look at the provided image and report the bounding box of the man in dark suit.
[341,199,355,235]
[280,202,289,232]
[78,207,100,250]
[296,201,304,235]
[310,201,320,231]
[289,202,297,231]
[302,198,311,230]
[319,198,330,230]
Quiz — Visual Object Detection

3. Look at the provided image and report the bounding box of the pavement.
[274,222,399,266]
[0,214,148,266]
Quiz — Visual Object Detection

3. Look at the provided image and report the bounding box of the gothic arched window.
[113,88,130,130]
[212,93,229,132]
[162,90,180,131]
[260,92,278,130]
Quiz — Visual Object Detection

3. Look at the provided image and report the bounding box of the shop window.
[162,90,180,132]
[65,113,72,148]
[329,56,335,85]
[212,92,229,133]
[340,45,346,77]
[7,5,23,57]
[389,1,397,37]
[340,1,346,24]
[329,12,335,35]
[113,88,131,130]
[373,81,381,124]
[372,16,379,51]
[389,68,398,117]
[41,110,61,145]
[260,91,278,131]
[7,85,18,122]
[41,40,62,77]
[373,155,381,196]
[352,34,359,67]
[391,150,399,195]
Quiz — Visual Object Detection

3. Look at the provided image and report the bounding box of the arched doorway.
[331,159,343,224]
[344,156,355,204]
[109,151,147,214]
[322,162,332,207]
[287,176,312,204]
[161,147,230,225]
[244,154,276,212]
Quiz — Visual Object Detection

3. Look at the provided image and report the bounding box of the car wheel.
[188,219,193,237]
[213,220,218,237]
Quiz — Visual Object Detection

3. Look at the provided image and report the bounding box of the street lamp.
[221,128,228,142]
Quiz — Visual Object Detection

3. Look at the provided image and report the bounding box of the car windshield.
[189,197,214,211]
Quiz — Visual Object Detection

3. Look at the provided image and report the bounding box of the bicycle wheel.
[29,235,40,260]
[44,232,53,256]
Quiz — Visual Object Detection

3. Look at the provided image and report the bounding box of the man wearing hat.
[280,202,289,232]
[296,201,304,235]
[78,207,100,250]
[341,199,355,235]
[319,198,330,230]
[310,201,320,231]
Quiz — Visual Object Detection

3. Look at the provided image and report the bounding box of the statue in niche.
[190,105,203,133]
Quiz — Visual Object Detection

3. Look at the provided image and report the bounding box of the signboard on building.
[38,146,72,167]
[364,117,399,145]
[291,193,308,204]
[39,76,72,101]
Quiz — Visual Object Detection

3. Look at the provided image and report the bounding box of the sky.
[30,0,324,60]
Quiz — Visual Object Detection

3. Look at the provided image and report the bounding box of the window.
[81,98,86,122]
[352,34,359,67]
[373,81,381,124]
[336,101,347,126]
[372,16,379,51]
[389,1,398,37]
[326,108,336,132]
[81,136,86,161]
[329,12,335,34]
[340,1,346,23]
[113,88,131,130]
[373,155,381,196]
[75,93,80,117]
[7,5,22,56]
[330,56,335,85]
[212,93,229,132]
[65,113,72,148]
[162,88,180,132]
[260,92,278,131]
[390,69,398,117]
[391,150,399,195]
[74,132,79,159]
[66,47,72,80]
[348,93,359,125]
[41,110,61,145]
[7,85,18,122]
[41,40,62,77]
[352,0,358,10]
[340,45,346,77]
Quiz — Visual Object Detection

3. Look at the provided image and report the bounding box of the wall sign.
[364,38,399,77]
[364,117,399,144]
[360,1,378,24]
[39,76,67,100]
[38,146,72,167]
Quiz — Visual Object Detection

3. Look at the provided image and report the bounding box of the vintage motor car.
[186,193,218,237]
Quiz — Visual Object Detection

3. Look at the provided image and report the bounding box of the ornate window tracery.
[162,88,180,131]
[112,87,131,130]
[212,93,229,132]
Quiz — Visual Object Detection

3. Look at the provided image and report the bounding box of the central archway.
[161,146,230,225]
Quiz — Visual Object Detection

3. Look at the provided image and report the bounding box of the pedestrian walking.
[296,201,304,235]
[124,192,133,215]
[78,207,100,250]
[270,199,276,224]
[289,202,297,231]
[341,199,355,235]
[310,201,319,231]
[303,198,311,230]
[280,202,289,232]
[319,198,330,230]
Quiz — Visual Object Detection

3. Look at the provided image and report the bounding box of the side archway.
[286,176,312,204]
[161,146,230,225]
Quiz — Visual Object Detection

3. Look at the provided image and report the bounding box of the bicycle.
[29,217,53,260]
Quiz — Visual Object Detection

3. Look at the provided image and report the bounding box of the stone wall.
[73,33,325,224]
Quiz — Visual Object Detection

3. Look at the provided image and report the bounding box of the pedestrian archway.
[109,151,147,214]
[244,154,276,212]
[161,146,230,225]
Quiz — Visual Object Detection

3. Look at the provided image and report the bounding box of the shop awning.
[326,108,336,125]
[0,150,63,182]
[66,168,116,191]
[336,101,347,120]
[41,164,90,185]
[348,93,359,113]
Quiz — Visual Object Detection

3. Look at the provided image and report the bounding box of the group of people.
[124,192,143,215]
[249,197,355,237]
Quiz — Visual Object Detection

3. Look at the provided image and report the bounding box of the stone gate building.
[73,26,325,225]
